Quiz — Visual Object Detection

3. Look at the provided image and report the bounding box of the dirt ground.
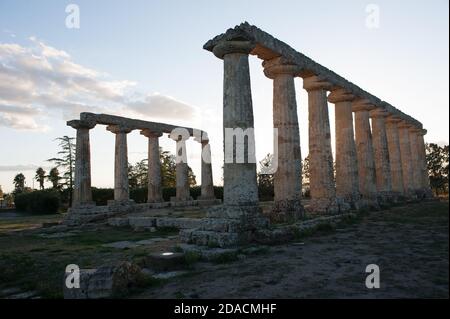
[0,200,448,299]
[137,200,449,299]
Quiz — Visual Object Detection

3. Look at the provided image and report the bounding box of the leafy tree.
[35,167,46,190]
[129,148,197,189]
[48,167,61,189]
[0,185,3,199]
[426,143,449,195]
[128,159,148,189]
[48,136,76,204]
[302,155,310,183]
[257,153,274,189]
[13,173,26,194]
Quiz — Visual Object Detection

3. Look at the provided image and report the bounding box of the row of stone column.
[209,39,430,218]
[68,120,215,208]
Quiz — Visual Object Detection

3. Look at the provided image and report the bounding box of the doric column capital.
[385,115,402,124]
[327,88,355,103]
[67,119,96,130]
[106,125,133,134]
[140,129,162,138]
[303,75,333,92]
[408,126,422,134]
[352,98,376,112]
[397,120,412,129]
[193,131,209,144]
[262,56,301,79]
[212,40,256,59]
[369,108,389,118]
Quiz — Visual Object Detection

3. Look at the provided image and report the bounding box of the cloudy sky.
[0,0,448,192]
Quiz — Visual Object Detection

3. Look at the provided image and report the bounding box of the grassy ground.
[0,200,448,298]
[0,215,178,298]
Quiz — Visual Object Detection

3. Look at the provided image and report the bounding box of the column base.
[170,196,193,202]
[270,199,305,223]
[107,199,135,206]
[197,195,217,201]
[71,201,96,209]
[306,197,342,215]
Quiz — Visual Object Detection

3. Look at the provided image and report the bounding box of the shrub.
[14,190,60,214]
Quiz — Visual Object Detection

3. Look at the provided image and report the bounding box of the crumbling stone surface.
[63,262,142,299]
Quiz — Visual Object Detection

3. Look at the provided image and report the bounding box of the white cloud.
[0,37,198,131]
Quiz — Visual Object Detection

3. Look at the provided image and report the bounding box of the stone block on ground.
[63,262,142,299]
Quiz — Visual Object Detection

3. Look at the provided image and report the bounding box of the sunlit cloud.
[0,37,198,131]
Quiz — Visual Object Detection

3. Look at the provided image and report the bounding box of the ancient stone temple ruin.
[66,23,432,248]
[65,112,219,225]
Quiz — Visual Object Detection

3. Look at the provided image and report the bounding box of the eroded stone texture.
[68,120,96,208]
[370,108,393,201]
[385,116,405,195]
[303,75,340,214]
[174,137,191,202]
[417,129,433,197]
[198,140,216,200]
[263,56,304,222]
[397,121,415,197]
[328,88,362,209]
[353,99,378,207]
[408,127,422,194]
[141,130,163,203]
[215,40,259,206]
[107,125,134,203]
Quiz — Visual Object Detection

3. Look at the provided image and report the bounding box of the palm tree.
[13,173,26,193]
[35,167,46,190]
[48,167,61,189]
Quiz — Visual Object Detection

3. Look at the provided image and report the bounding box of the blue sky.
[0,0,448,192]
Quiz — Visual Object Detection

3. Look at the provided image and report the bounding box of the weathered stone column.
[397,121,415,197]
[198,137,216,201]
[68,120,96,208]
[141,129,163,203]
[408,127,423,195]
[213,40,259,206]
[263,56,304,221]
[174,136,191,202]
[352,99,378,207]
[303,75,339,214]
[107,125,134,203]
[385,116,405,195]
[417,129,433,197]
[328,88,362,209]
[370,108,393,201]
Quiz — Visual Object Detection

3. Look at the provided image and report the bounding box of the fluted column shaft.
[385,117,405,194]
[107,125,133,202]
[397,121,415,196]
[69,120,96,207]
[417,130,431,191]
[353,100,377,200]
[409,127,422,191]
[199,140,216,200]
[141,130,163,203]
[263,57,303,220]
[328,88,360,207]
[370,109,393,195]
[303,76,337,213]
[175,138,191,201]
[213,40,258,206]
